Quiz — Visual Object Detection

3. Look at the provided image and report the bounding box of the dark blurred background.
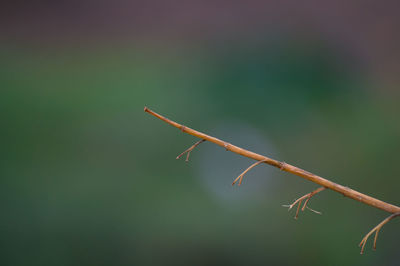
[1,1,400,265]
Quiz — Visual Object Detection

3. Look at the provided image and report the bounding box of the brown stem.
[359,212,400,254]
[144,107,400,214]
[283,186,325,219]
[176,139,206,161]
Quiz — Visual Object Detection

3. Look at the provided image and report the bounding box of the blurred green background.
[1,1,400,265]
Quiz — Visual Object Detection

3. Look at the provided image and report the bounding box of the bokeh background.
[1,1,400,265]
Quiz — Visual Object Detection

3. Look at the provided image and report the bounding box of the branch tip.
[359,212,400,254]
[295,199,303,219]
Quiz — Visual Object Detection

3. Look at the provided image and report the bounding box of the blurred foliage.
[1,39,399,266]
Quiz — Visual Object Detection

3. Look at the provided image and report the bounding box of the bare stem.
[359,212,400,254]
[176,139,206,161]
[144,107,400,214]
[145,107,400,253]
[232,160,267,186]
[283,186,325,219]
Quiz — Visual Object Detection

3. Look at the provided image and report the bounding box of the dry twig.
[232,160,267,186]
[144,107,400,253]
[282,186,325,219]
[359,212,400,254]
[176,139,206,161]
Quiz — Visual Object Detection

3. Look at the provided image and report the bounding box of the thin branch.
[306,206,322,215]
[282,186,326,219]
[144,107,400,253]
[359,212,400,254]
[144,107,400,214]
[232,160,267,186]
[176,139,206,161]
[302,187,326,211]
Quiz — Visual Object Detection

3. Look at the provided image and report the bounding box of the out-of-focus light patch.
[195,121,280,209]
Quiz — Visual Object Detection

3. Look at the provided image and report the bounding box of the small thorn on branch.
[359,212,400,254]
[283,186,326,219]
[232,160,267,186]
[176,139,206,162]
[279,161,286,170]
